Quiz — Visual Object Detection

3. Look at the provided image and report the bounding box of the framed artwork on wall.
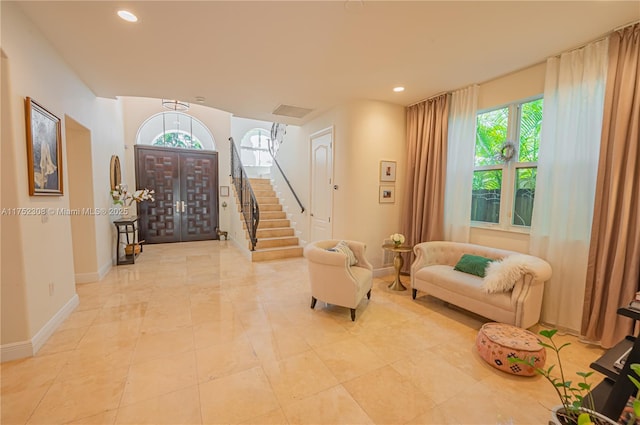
[380,160,396,182]
[25,97,63,195]
[379,185,395,203]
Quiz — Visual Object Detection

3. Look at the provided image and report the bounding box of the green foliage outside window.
[471,98,543,227]
[152,131,203,150]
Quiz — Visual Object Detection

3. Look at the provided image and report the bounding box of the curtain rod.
[614,19,639,32]
[407,90,450,108]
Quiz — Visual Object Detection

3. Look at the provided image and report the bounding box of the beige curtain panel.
[401,94,450,254]
[582,23,640,348]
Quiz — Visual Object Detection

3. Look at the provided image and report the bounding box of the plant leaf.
[540,329,557,338]
[577,413,593,425]
[628,375,640,390]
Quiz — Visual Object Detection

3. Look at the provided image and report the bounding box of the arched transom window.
[136,112,215,150]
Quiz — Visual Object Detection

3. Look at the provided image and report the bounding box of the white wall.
[278,100,406,269]
[1,3,125,358]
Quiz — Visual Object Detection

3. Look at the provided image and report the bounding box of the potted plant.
[618,363,640,424]
[509,329,617,425]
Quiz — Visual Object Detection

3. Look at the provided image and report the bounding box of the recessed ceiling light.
[393,86,405,93]
[117,10,138,23]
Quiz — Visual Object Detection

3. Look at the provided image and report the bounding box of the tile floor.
[1,241,606,424]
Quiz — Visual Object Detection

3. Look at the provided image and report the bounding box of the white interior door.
[310,128,333,242]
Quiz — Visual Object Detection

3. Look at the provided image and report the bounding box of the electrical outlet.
[49,282,54,296]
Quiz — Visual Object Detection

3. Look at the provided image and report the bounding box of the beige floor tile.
[102,289,154,309]
[282,385,373,424]
[390,349,479,404]
[57,345,135,381]
[132,327,195,363]
[37,327,88,356]
[342,365,435,424]
[57,309,100,331]
[65,410,117,425]
[247,328,311,363]
[240,408,289,425]
[1,383,50,425]
[27,367,128,424]
[354,325,433,363]
[115,386,201,424]
[139,307,192,334]
[77,319,142,351]
[314,338,386,383]
[193,318,247,350]
[199,366,279,424]
[7,242,608,425]
[195,337,260,382]
[262,351,339,404]
[190,300,237,325]
[1,352,68,393]
[121,351,197,406]
[405,404,461,425]
[93,303,148,326]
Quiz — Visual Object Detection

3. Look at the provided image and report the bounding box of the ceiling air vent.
[272,104,314,119]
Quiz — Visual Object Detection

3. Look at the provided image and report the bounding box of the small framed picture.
[380,160,396,182]
[25,97,63,195]
[219,186,229,197]
[379,185,395,203]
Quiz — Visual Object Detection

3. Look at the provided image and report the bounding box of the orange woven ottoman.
[475,322,546,376]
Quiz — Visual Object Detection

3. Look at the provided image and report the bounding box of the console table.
[114,216,141,265]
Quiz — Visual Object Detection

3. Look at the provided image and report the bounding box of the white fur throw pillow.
[482,255,533,293]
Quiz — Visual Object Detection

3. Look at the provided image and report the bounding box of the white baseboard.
[98,261,112,280]
[373,267,395,278]
[31,294,79,354]
[74,261,111,284]
[1,294,79,362]
[0,341,32,362]
[75,272,100,284]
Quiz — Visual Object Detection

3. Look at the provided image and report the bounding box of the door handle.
[175,201,180,212]
[181,201,186,213]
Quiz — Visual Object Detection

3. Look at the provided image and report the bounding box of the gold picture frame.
[379,185,395,203]
[25,97,63,195]
[380,160,396,182]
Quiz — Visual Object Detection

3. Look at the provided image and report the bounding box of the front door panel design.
[135,145,218,244]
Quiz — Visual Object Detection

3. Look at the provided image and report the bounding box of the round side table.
[382,244,413,291]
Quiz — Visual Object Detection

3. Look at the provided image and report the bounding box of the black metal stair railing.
[230,137,259,251]
[268,137,305,214]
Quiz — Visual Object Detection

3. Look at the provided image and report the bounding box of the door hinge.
[328,217,331,223]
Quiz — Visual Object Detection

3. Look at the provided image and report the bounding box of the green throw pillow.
[453,254,493,277]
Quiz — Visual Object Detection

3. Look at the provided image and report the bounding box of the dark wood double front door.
[135,145,219,244]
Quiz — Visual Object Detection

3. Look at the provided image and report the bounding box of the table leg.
[388,251,406,291]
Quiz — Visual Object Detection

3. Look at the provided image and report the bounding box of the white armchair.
[304,240,374,321]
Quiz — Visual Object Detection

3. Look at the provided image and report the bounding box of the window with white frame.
[471,97,542,229]
[240,128,273,167]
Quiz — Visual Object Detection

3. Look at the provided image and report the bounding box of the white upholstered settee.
[304,240,373,321]
[410,241,552,329]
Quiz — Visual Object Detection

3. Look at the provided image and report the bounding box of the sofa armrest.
[518,255,552,283]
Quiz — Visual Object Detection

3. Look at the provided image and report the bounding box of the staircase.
[239,178,303,261]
